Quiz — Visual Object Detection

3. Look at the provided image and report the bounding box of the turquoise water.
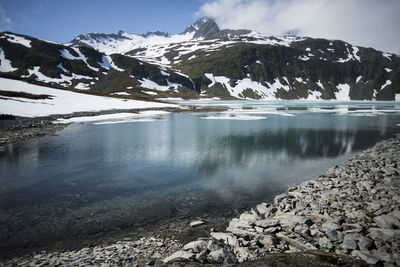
[1,100,400,255]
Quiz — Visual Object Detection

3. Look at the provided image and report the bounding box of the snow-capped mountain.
[0,18,399,100]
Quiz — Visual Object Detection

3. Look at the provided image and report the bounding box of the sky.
[0,0,399,54]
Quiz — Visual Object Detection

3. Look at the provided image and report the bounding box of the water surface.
[1,100,400,256]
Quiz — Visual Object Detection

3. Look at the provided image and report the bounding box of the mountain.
[0,18,399,101]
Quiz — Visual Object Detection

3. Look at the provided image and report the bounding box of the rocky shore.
[2,135,400,266]
[163,134,400,266]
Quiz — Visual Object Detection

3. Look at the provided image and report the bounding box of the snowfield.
[0,78,176,117]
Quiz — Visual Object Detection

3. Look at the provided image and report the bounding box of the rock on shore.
[164,134,400,266]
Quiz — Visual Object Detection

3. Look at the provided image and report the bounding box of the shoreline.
[3,134,399,266]
[0,105,228,146]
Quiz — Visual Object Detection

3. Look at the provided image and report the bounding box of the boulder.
[210,232,239,247]
[182,240,208,253]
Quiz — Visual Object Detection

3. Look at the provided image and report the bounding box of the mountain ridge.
[0,18,399,101]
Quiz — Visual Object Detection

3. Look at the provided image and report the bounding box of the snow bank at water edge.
[0,78,177,117]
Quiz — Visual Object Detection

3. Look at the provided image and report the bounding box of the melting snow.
[306,47,311,52]
[0,48,17,72]
[0,78,176,117]
[4,33,32,48]
[335,84,351,101]
[356,76,362,83]
[316,80,324,89]
[307,90,322,100]
[385,68,392,72]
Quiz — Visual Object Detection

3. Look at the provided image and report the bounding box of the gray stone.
[321,221,341,232]
[276,215,312,230]
[318,236,333,250]
[372,247,394,263]
[276,233,317,251]
[190,220,205,227]
[256,203,276,218]
[210,232,239,247]
[239,212,258,223]
[234,247,256,263]
[208,248,237,264]
[374,214,400,229]
[229,218,254,229]
[255,219,280,228]
[207,240,224,251]
[257,235,278,247]
[341,236,357,250]
[274,193,287,205]
[369,228,400,243]
[351,250,380,265]
[163,250,195,263]
[324,229,343,243]
[182,240,208,253]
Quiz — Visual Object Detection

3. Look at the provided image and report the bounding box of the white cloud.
[0,4,12,31]
[197,0,400,54]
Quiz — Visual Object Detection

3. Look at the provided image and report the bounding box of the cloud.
[0,4,12,31]
[197,0,400,54]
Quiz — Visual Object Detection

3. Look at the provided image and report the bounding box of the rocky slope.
[0,18,399,100]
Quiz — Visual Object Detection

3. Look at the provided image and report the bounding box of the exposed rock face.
[164,134,400,265]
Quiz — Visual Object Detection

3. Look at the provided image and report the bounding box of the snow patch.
[139,78,181,91]
[295,77,307,84]
[335,84,351,101]
[356,76,362,83]
[75,83,90,90]
[0,48,17,72]
[381,80,392,90]
[307,90,322,100]
[4,33,31,48]
[142,91,158,95]
[0,78,176,117]
[298,55,310,61]
[385,68,392,73]
[382,53,392,61]
[316,80,324,89]
[110,92,130,96]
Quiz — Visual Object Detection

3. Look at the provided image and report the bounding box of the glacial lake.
[1,100,400,256]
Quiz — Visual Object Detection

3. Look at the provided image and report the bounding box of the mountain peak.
[183,17,212,34]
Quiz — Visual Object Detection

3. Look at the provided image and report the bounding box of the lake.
[1,100,400,257]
